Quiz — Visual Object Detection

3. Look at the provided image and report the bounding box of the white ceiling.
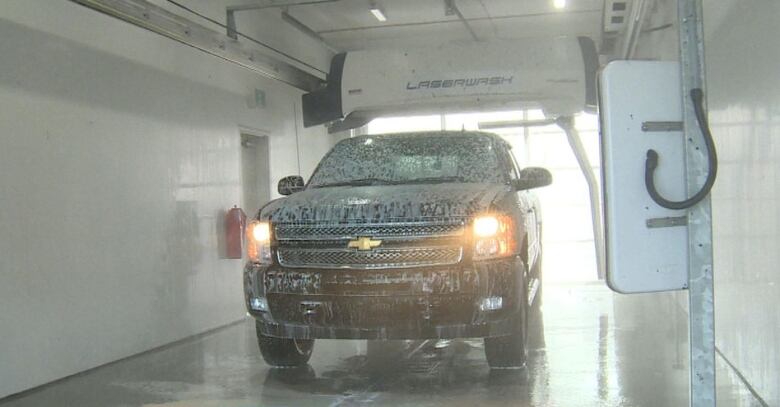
[263,0,605,51]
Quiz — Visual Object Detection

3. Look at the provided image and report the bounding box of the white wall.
[633,0,780,404]
[705,2,780,404]
[0,1,333,398]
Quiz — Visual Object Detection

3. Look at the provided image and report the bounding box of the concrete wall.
[0,1,333,398]
[633,0,780,404]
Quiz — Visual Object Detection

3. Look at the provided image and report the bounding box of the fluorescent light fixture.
[370,3,387,21]
[553,0,566,9]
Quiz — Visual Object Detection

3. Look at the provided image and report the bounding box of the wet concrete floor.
[0,283,762,406]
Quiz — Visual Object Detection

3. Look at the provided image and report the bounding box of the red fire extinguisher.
[225,205,247,259]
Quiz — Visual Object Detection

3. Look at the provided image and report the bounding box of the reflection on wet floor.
[0,283,761,407]
[259,322,550,406]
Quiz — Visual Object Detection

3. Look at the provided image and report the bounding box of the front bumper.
[244,257,523,340]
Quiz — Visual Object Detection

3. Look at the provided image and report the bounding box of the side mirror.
[514,167,553,190]
[278,175,305,195]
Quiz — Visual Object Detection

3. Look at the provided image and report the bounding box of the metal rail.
[557,117,607,280]
[677,0,716,405]
[478,119,557,129]
[70,0,325,91]
[477,117,607,280]
[227,0,340,12]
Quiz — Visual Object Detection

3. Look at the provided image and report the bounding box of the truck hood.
[261,183,510,223]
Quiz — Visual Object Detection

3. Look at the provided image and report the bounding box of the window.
[308,134,504,187]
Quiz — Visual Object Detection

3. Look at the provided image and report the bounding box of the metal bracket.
[443,0,479,41]
[444,0,456,16]
[642,121,684,132]
[646,216,688,228]
[226,8,238,39]
[226,1,339,52]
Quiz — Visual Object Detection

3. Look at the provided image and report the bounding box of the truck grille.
[275,221,466,269]
[277,247,463,269]
[275,222,464,240]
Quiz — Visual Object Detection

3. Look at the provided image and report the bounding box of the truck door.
[502,145,539,268]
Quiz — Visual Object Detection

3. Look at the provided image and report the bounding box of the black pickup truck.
[244,131,551,368]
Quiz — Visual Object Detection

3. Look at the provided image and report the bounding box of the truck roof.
[343,131,510,148]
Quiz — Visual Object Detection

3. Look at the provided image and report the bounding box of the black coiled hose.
[645,88,718,210]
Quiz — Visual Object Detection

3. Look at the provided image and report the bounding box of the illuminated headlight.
[479,296,504,311]
[247,221,272,264]
[474,216,500,237]
[473,215,517,260]
[249,297,268,312]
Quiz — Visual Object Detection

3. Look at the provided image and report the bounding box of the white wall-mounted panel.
[600,61,689,293]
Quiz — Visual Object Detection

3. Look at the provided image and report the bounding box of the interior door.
[241,134,271,218]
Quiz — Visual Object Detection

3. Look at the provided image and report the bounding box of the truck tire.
[484,267,528,369]
[256,322,314,367]
[484,313,528,368]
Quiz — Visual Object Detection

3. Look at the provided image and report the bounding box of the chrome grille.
[277,247,463,269]
[275,222,464,241]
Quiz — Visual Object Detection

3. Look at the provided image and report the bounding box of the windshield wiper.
[403,176,466,184]
[313,178,399,188]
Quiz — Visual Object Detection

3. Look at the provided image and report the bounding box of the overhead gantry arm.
[70,0,326,91]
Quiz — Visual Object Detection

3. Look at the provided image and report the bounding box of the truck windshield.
[309,134,504,188]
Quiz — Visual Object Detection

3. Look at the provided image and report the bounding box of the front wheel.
[484,264,529,369]
[256,321,314,367]
[484,315,528,368]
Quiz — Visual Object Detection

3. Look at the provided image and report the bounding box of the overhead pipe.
[478,119,557,130]
[281,10,340,53]
[70,0,325,91]
[621,0,648,59]
[316,9,601,35]
[227,0,340,12]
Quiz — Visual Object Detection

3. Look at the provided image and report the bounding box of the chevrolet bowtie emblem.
[347,236,382,251]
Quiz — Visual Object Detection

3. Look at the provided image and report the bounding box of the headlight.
[474,216,500,237]
[247,221,272,264]
[473,215,517,260]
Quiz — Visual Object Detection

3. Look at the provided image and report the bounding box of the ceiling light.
[370,2,387,22]
[553,0,566,9]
